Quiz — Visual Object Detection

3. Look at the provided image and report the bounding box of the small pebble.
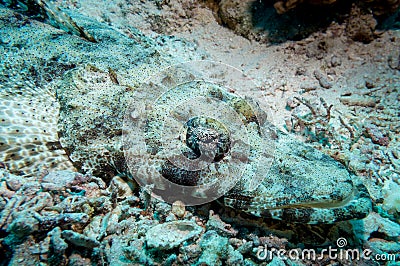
[171,200,185,218]
[330,55,342,67]
[365,79,375,89]
[392,150,399,159]
[295,66,306,76]
[314,70,332,89]
[285,98,298,110]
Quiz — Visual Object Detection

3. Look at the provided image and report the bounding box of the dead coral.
[145,221,203,250]
[0,169,109,264]
[339,94,379,107]
[62,230,100,248]
[48,227,68,265]
[285,96,333,146]
[314,69,333,89]
[206,210,238,237]
[365,124,390,146]
[1,169,205,265]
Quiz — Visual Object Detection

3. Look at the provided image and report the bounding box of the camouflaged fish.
[121,70,372,225]
[0,5,372,224]
[223,133,372,224]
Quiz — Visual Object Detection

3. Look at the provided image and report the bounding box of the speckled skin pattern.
[55,65,373,224]
[224,134,372,224]
[0,4,372,223]
[120,68,372,224]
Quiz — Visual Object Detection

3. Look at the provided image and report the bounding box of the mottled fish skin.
[0,6,372,224]
[204,88,373,224]
[1,61,372,224]
[224,132,372,224]
[225,178,372,224]
[137,79,373,224]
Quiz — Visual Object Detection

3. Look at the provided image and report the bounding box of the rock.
[206,210,238,237]
[164,254,178,265]
[330,55,342,67]
[217,0,333,43]
[171,200,186,218]
[42,171,78,187]
[273,0,336,14]
[218,0,255,40]
[216,0,397,45]
[365,124,389,146]
[227,244,244,266]
[3,172,25,191]
[7,213,39,238]
[299,84,318,93]
[388,53,400,70]
[314,70,332,89]
[48,227,68,253]
[243,258,259,266]
[351,212,400,242]
[145,221,203,250]
[48,227,68,265]
[295,66,307,76]
[109,237,154,265]
[259,236,288,249]
[237,240,254,255]
[6,236,43,266]
[123,239,154,265]
[366,238,400,257]
[339,95,379,107]
[165,212,178,222]
[267,256,286,266]
[345,5,377,43]
[382,180,400,215]
[285,98,299,110]
[68,254,92,266]
[108,176,134,199]
[198,230,230,266]
[179,243,202,262]
[41,171,91,192]
[38,213,90,232]
[365,78,375,89]
[62,230,100,248]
